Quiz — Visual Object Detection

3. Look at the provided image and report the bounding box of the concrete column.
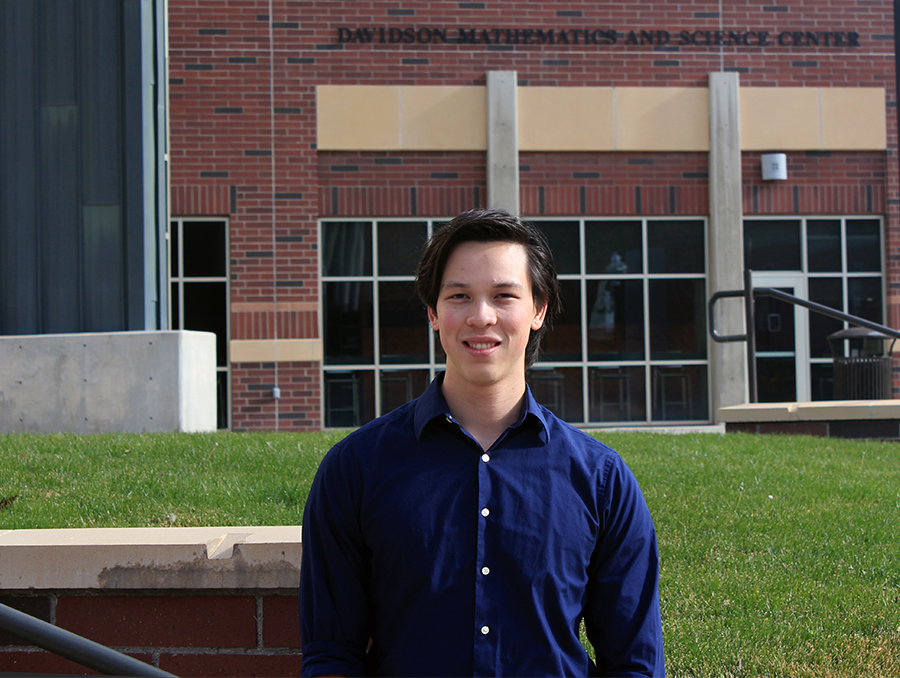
[708,72,748,415]
[486,71,519,213]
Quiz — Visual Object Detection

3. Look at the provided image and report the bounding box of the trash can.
[827,327,895,400]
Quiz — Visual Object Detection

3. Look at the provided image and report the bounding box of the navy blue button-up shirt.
[299,376,664,677]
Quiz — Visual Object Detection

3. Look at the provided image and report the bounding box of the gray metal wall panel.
[0,0,163,336]
[0,1,41,335]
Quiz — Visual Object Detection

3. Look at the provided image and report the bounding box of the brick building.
[167,0,898,431]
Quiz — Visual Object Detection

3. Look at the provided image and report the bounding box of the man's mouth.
[466,341,499,350]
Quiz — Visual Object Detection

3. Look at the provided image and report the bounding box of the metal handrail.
[0,602,177,677]
[708,269,900,403]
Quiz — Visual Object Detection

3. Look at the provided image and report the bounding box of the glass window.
[807,219,841,272]
[648,220,704,273]
[586,279,644,361]
[323,281,373,364]
[589,366,646,422]
[378,221,426,276]
[535,220,580,274]
[651,365,708,421]
[322,222,372,277]
[527,366,583,423]
[808,277,843,358]
[848,277,883,324]
[379,281,428,364]
[846,219,881,272]
[381,369,430,413]
[744,219,801,271]
[170,218,230,429]
[649,279,707,360]
[323,217,710,426]
[325,370,375,427]
[585,220,642,274]
[183,220,227,277]
[541,279,581,361]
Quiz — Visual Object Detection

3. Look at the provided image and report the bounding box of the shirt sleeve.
[585,456,666,677]
[299,442,371,677]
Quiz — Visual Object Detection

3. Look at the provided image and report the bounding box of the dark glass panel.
[182,221,226,277]
[379,281,428,364]
[755,357,796,402]
[170,221,179,276]
[744,219,801,271]
[585,220,642,274]
[534,220,580,274]
[649,279,707,360]
[810,363,834,401]
[754,288,795,355]
[848,277,883,324]
[540,279,581,361]
[527,366,583,423]
[650,364,708,421]
[170,282,180,329]
[380,369,430,414]
[324,370,375,427]
[807,219,841,272]
[589,366,646,423]
[587,279,644,361]
[846,219,881,272]
[322,222,372,277]
[378,221,426,276]
[647,220,704,273]
[182,281,227,366]
[808,277,843,358]
[323,281,374,364]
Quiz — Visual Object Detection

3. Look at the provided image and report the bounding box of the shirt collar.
[414,373,549,444]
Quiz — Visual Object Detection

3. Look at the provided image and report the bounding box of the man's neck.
[440,373,527,451]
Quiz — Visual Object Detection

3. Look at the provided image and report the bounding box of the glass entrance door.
[752,273,810,402]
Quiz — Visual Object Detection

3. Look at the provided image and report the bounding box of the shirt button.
[481,507,490,517]
[481,453,490,463]
[481,566,490,575]
[481,625,490,635]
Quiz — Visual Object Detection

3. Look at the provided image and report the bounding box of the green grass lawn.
[1,430,898,677]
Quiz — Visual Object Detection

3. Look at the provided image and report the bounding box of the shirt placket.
[473,444,497,676]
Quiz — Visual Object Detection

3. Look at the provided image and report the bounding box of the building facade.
[167,0,898,431]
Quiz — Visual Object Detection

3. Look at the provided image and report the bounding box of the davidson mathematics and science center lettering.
[336,26,861,48]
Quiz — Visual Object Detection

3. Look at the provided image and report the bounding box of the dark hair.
[415,208,560,368]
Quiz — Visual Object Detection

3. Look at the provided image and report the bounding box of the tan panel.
[230,339,323,364]
[401,86,486,150]
[317,85,401,150]
[518,87,614,151]
[819,88,886,150]
[740,88,820,150]
[615,87,709,151]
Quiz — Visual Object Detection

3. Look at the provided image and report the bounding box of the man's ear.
[427,306,439,331]
[531,302,548,331]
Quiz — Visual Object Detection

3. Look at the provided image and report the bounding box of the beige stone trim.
[518,87,615,151]
[615,87,710,151]
[230,338,323,364]
[718,400,900,423]
[232,302,318,312]
[0,526,302,590]
[317,84,886,153]
[317,84,485,151]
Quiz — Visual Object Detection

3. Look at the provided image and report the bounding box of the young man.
[299,209,665,677]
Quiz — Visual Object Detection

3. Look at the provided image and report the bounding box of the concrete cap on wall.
[0,526,302,591]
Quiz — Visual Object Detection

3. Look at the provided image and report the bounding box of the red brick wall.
[168,0,898,427]
[0,592,302,676]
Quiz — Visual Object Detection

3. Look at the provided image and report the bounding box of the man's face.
[428,240,547,392]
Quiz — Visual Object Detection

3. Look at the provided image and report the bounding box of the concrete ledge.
[718,400,900,422]
[718,400,900,439]
[0,526,302,591]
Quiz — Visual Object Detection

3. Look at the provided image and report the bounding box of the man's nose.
[467,299,497,326]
